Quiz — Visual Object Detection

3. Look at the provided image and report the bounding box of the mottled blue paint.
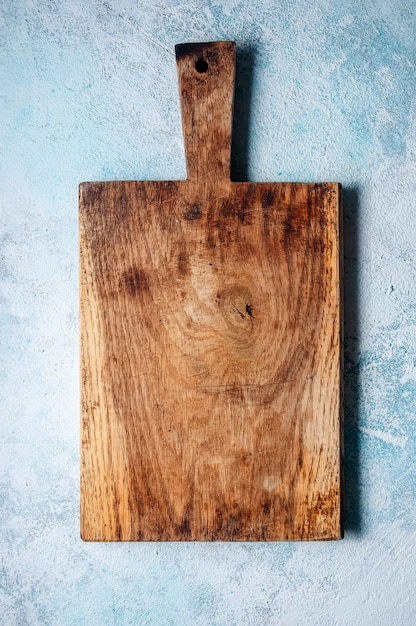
[1,0,416,624]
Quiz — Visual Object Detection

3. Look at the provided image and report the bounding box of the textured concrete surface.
[1,0,415,624]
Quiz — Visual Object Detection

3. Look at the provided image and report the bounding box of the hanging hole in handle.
[195,57,208,73]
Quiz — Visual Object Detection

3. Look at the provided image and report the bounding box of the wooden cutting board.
[80,41,343,541]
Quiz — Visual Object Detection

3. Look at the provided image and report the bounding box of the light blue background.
[1,1,415,624]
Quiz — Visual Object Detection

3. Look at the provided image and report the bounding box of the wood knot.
[216,284,254,342]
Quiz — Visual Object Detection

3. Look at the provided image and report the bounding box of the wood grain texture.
[80,42,343,541]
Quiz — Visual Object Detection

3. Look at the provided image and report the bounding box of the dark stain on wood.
[79,182,105,211]
[220,197,248,222]
[177,515,192,538]
[175,42,207,61]
[261,189,276,208]
[183,203,202,220]
[119,267,149,297]
[177,250,189,276]
[283,208,295,244]
[220,197,234,218]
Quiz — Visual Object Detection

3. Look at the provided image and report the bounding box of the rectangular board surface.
[80,42,343,541]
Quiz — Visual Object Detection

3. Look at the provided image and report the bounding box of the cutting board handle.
[175,41,236,184]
